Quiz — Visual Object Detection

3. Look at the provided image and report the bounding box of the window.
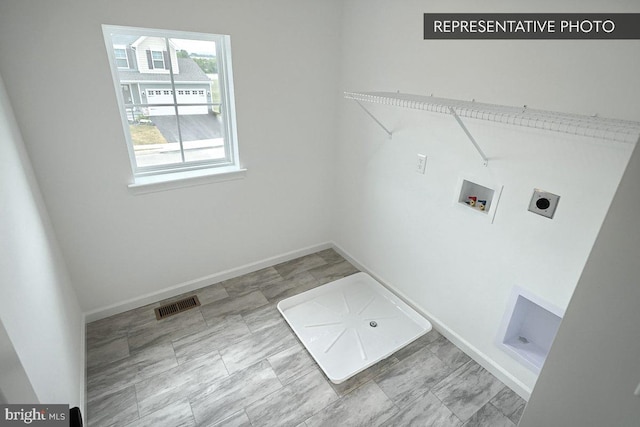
[114,47,129,68]
[151,50,165,69]
[103,25,241,185]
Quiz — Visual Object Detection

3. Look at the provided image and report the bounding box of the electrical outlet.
[416,154,427,174]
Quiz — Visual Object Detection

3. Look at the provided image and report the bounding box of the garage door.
[146,88,208,116]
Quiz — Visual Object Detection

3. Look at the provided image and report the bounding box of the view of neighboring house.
[112,35,213,119]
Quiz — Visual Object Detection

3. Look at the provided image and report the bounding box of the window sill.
[128,166,247,195]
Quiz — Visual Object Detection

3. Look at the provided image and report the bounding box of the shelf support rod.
[354,100,393,139]
[449,107,488,166]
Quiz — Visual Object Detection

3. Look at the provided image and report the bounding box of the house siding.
[135,37,180,74]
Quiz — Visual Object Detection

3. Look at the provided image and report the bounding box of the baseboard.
[84,242,333,323]
[78,313,86,418]
[331,242,532,400]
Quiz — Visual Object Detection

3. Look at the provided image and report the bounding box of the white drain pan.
[277,272,432,384]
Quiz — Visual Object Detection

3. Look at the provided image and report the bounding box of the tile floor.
[86,249,526,427]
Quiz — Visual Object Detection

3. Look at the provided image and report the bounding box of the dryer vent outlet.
[528,189,560,219]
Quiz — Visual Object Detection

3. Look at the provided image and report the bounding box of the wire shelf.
[345,91,640,144]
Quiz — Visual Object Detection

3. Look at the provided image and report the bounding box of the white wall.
[0,320,38,404]
[0,0,342,313]
[335,0,640,395]
[519,140,640,426]
[0,75,83,406]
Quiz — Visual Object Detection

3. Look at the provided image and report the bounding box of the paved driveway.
[151,114,223,143]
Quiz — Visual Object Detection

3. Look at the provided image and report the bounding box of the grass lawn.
[129,123,168,145]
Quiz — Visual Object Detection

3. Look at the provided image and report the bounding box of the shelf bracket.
[448,107,489,166]
[354,100,393,139]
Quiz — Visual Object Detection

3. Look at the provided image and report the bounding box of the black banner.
[424,13,640,39]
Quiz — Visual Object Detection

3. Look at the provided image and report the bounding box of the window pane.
[114,48,128,68]
[169,37,226,162]
[179,113,227,162]
[151,50,165,69]
[130,112,183,168]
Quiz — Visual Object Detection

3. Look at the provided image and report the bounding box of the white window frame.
[102,25,243,190]
[114,46,129,68]
[150,50,165,69]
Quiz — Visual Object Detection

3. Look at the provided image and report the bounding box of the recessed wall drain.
[369,321,378,328]
[155,296,200,320]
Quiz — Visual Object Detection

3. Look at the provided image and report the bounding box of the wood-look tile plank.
[190,360,282,427]
[375,346,452,408]
[330,355,399,397]
[307,260,359,285]
[135,353,228,418]
[160,283,229,307]
[273,254,327,279]
[87,385,139,427]
[305,381,398,427]
[315,248,345,265]
[260,279,297,303]
[391,329,442,361]
[266,272,321,303]
[125,399,195,427]
[245,369,338,427]
[267,343,317,385]
[200,291,269,325]
[132,340,179,382]
[462,403,515,427]
[427,335,471,370]
[128,309,207,352]
[220,322,298,374]
[432,360,505,422]
[489,386,526,425]
[220,267,283,298]
[241,303,284,333]
[87,341,177,402]
[172,315,251,365]
[86,335,130,369]
[86,303,158,348]
[86,356,137,403]
[381,391,461,427]
[210,411,252,427]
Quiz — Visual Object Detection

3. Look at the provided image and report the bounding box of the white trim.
[331,243,532,400]
[78,314,86,418]
[83,242,333,322]
[128,166,247,194]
